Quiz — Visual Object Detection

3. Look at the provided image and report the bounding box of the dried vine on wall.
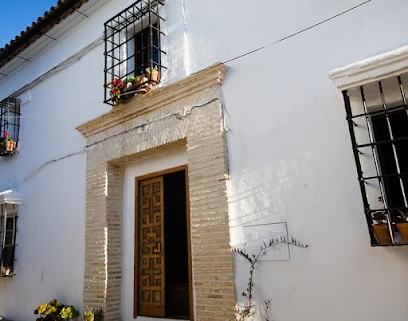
[232,237,308,321]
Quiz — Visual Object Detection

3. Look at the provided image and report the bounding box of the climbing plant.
[232,237,308,321]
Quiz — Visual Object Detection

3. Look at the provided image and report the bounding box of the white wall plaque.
[243,222,289,261]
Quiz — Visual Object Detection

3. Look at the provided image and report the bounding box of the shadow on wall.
[228,154,317,248]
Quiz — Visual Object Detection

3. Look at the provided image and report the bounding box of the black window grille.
[0,97,20,156]
[0,203,18,277]
[104,0,166,105]
[343,74,408,246]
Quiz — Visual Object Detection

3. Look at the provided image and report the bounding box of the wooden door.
[138,176,165,317]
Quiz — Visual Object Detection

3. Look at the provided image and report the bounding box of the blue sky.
[0,0,58,48]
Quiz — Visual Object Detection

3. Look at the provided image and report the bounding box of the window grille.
[104,0,166,105]
[0,98,20,156]
[343,74,408,245]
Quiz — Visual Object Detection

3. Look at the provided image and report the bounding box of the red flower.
[107,78,125,103]
[3,132,10,137]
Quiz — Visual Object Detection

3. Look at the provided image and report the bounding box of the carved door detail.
[138,176,165,317]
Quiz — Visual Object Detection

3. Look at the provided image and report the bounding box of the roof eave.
[0,0,89,68]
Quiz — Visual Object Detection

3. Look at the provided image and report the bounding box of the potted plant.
[145,66,160,84]
[109,67,161,102]
[83,308,102,321]
[134,75,144,87]
[0,132,15,152]
[371,196,394,245]
[124,76,136,90]
[135,73,150,94]
[59,306,79,320]
[396,209,408,243]
[34,299,79,321]
[107,78,125,103]
[119,76,137,100]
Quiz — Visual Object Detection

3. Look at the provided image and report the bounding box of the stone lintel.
[77,62,228,138]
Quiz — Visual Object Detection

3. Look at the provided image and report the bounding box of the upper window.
[104,0,166,105]
[0,97,20,156]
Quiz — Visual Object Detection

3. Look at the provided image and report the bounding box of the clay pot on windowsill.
[135,77,150,95]
[396,222,408,243]
[0,140,16,153]
[6,140,15,152]
[372,223,395,245]
[146,67,160,85]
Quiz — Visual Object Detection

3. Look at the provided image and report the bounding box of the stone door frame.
[77,63,235,321]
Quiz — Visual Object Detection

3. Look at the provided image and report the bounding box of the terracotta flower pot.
[134,77,143,87]
[146,68,160,84]
[150,68,160,83]
[396,222,408,243]
[372,223,395,245]
[6,140,14,151]
[139,77,149,88]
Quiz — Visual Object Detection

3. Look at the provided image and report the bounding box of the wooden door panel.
[138,177,165,317]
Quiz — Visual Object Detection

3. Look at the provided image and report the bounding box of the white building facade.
[0,1,407,321]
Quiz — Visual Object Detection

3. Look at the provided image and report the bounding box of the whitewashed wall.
[0,0,408,320]
[0,1,117,319]
[197,1,408,321]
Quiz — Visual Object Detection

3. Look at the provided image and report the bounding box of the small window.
[0,190,22,277]
[104,0,166,105]
[0,208,17,276]
[342,75,408,246]
[0,97,20,156]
